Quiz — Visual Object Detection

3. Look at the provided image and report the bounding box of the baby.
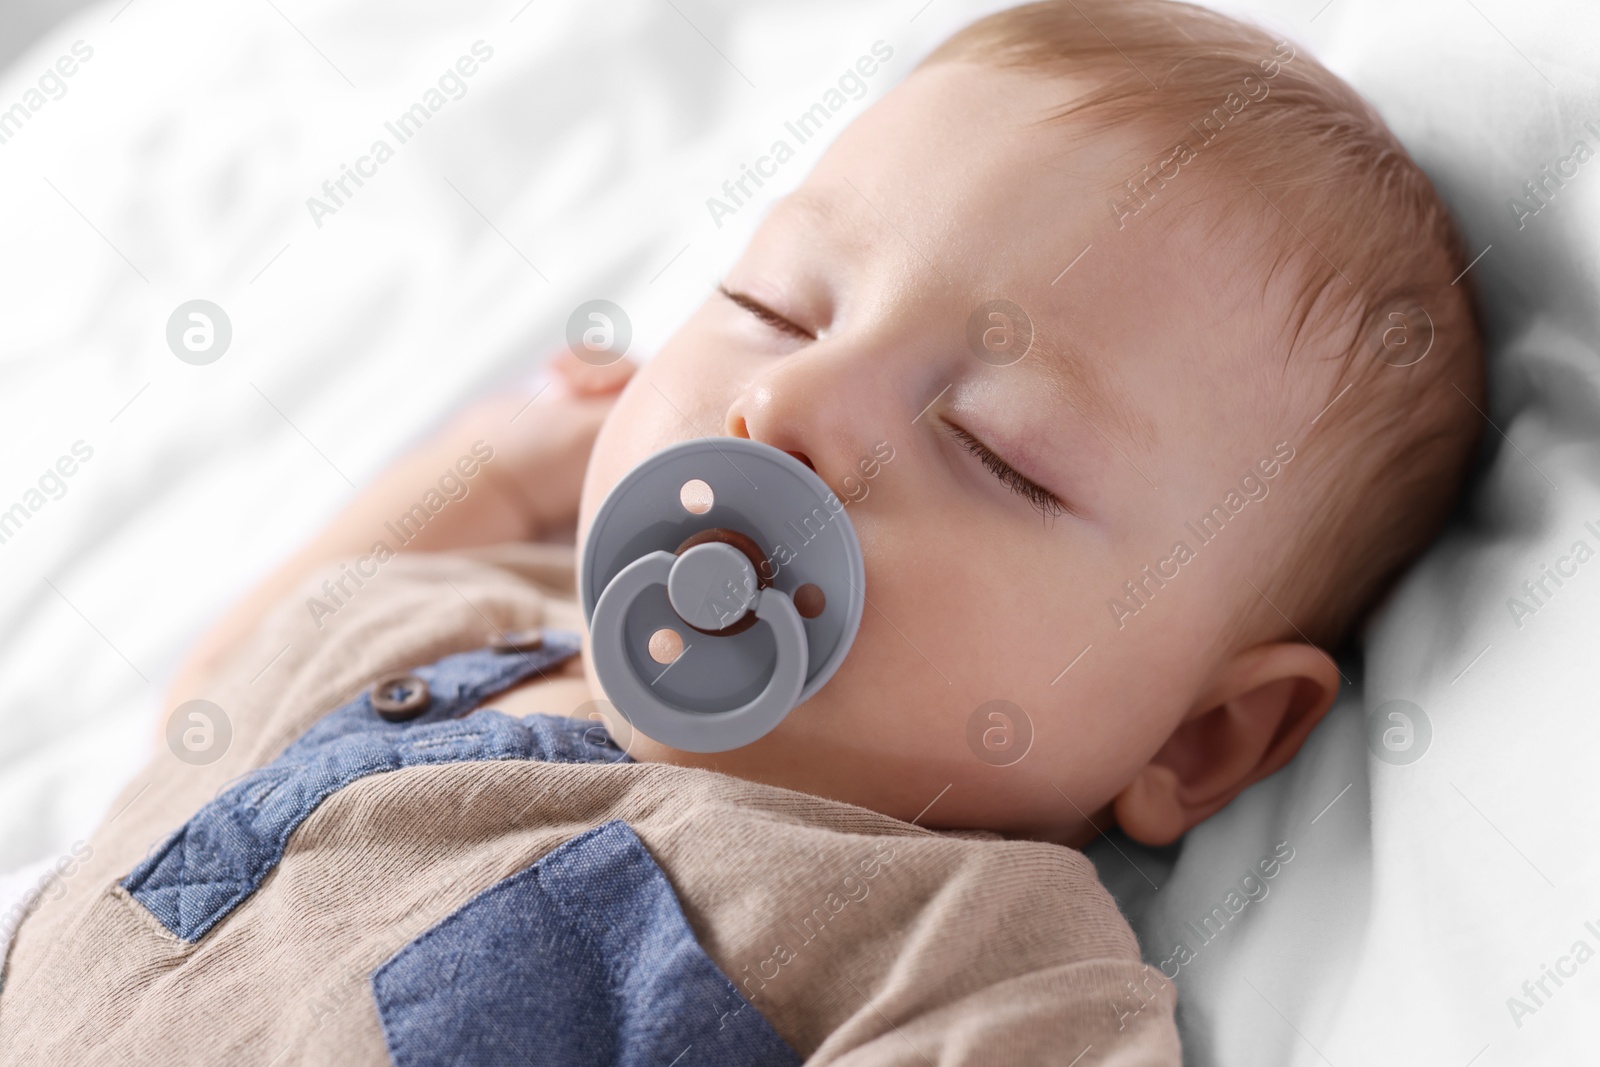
[0,1,1483,1063]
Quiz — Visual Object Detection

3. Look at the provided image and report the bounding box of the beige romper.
[0,544,1179,1065]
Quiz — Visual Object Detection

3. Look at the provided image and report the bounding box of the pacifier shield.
[580,438,866,751]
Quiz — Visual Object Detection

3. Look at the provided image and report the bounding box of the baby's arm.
[165,354,631,708]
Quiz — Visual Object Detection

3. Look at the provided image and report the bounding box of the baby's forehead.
[807,81,1289,334]
[807,63,1263,284]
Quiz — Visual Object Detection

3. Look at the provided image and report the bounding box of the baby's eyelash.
[718,285,815,340]
[946,425,1066,522]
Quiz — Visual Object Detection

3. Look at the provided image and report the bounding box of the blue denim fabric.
[372,820,801,1067]
[122,632,626,942]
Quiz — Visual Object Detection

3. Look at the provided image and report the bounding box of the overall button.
[488,628,545,654]
[371,674,431,721]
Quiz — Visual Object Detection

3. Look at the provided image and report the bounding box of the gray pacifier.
[580,438,866,752]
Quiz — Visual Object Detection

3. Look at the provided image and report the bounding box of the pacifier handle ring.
[589,550,808,753]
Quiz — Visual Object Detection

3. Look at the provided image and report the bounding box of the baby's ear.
[1113,643,1341,846]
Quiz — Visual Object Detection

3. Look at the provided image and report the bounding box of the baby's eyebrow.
[1026,329,1154,455]
[772,189,871,252]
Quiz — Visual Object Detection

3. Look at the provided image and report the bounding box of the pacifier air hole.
[794,583,825,619]
[581,438,866,753]
[679,478,714,514]
[648,628,685,664]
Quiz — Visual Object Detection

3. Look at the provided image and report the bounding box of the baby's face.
[579,62,1333,842]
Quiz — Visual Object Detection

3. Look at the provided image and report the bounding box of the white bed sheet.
[1,1,1595,1064]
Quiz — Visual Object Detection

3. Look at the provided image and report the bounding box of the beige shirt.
[0,544,1179,1065]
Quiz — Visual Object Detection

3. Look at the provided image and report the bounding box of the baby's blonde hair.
[925,0,1484,650]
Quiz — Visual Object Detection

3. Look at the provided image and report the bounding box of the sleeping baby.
[0,0,1483,1063]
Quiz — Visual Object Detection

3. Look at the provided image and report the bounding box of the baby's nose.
[725,411,816,472]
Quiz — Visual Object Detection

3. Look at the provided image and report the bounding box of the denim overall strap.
[122,631,627,943]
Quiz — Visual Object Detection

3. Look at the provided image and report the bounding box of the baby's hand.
[433,352,635,540]
[163,352,633,712]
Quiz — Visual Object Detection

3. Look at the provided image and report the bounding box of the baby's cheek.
[580,391,669,524]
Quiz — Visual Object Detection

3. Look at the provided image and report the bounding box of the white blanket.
[1,0,1594,1063]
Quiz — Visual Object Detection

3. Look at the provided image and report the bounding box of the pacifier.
[580,438,866,752]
